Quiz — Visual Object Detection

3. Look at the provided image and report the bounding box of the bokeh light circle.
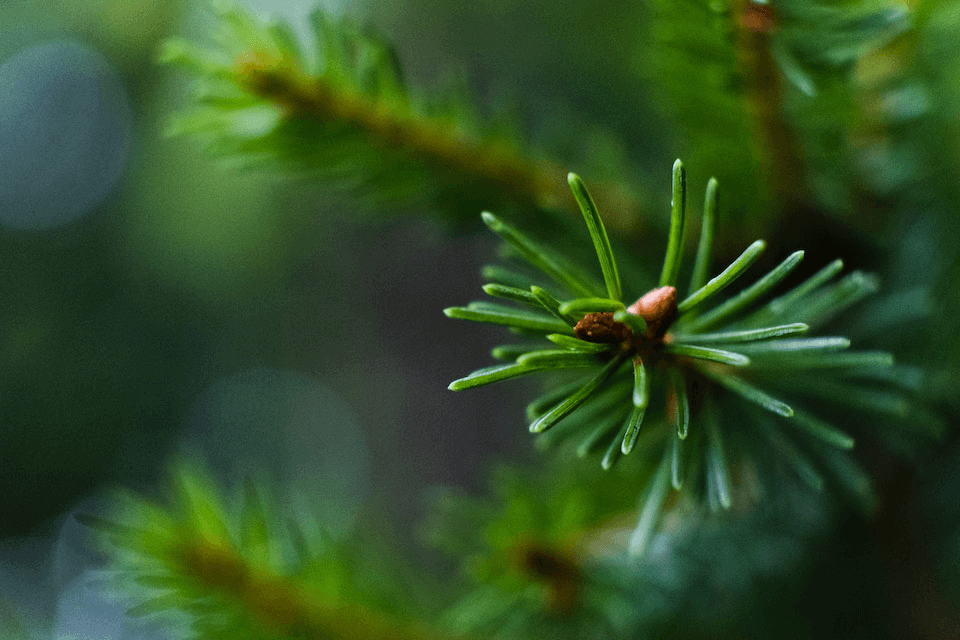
[0,39,132,230]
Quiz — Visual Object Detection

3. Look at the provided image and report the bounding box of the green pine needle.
[545,333,612,353]
[671,323,809,344]
[558,297,626,315]
[482,283,540,306]
[530,286,580,324]
[688,177,718,295]
[632,358,650,408]
[659,159,688,287]
[684,250,805,331]
[678,240,766,313]
[699,368,794,417]
[670,430,684,490]
[628,454,672,556]
[664,344,751,366]
[705,411,732,509]
[671,370,691,439]
[482,212,599,298]
[621,405,649,455]
[529,354,630,433]
[449,362,543,390]
[516,350,606,369]
[444,304,573,334]
[569,173,622,301]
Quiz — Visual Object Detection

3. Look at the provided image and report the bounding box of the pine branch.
[81,460,455,640]
[159,2,643,228]
[445,161,938,554]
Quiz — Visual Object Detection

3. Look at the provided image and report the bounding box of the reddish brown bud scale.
[627,286,678,340]
[574,312,632,344]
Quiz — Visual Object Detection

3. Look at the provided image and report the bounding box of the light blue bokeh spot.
[0,40,132,230]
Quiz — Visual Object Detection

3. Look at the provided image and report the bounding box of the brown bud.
[574,312,632,344]
[627,286,678,340]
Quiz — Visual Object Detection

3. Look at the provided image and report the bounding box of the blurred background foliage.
[2,0,960,638]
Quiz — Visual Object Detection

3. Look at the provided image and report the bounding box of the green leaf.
[670,429,684,490]
[688,177,718,295]
[776,378,909,417]
[788,410,855,449]
[516,350,604,369]
[157,39,229,76]
[266,20,305,67]
[671,323,809,344]
[310,8,346,80]
[448,362,543,390]
[628,453,672,556]
[601,420,630,469]
[174,465,230,541]
[669,370,690,440]
[529,354,630,433]
[699,369,794,417]
[728,337,851,354]
[482,283,539,306]
[481,212,600,298]
[578,409,631,458]
[761,423,825,491]
[678,240,766,313]
[664,344,750,366]
[684,250,804,331]
[767,259,844,316]
[660,159,687,287]
[444,305,572,334]
[632,358,650,408]
[545,334,613,353]
[526,379,587,421]
[794,271,880,329]
[621,404,648,455]
[558,297,626,316]
[750,350,894,370]
[705,411,731,508]
[568,173,622,300]
[815,446,877,514]
[530,286,579,324]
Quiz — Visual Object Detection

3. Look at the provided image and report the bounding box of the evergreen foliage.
[446,161,938,552]
[11,0,959,638]
[158,1,642,226]
[78,461,448,640]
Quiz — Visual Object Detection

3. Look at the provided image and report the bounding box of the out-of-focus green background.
[0,0,659,541]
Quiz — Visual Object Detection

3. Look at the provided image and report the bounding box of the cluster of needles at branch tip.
[444,159,930,552]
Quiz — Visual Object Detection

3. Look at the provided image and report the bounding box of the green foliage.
[643,0,917,239]
[446,160,940,552]
[31,0,960,637]
[424,456,838,639]
[79,460,447,640]
[158,1,642,226]
[423,460,650,639]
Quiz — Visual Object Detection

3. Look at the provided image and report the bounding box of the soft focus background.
[2,0,960,638]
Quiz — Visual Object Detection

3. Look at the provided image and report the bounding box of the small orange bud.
[627,286,678,340]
